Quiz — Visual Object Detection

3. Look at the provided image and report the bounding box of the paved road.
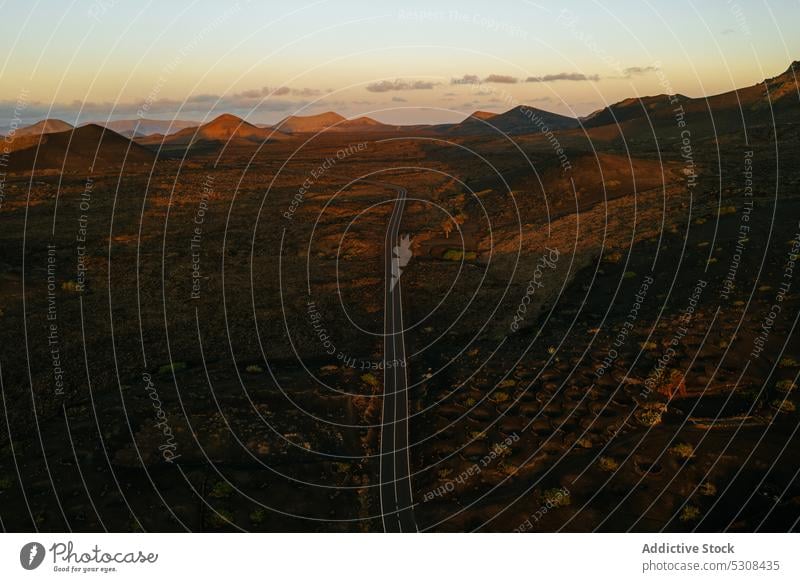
[378,182,418,533]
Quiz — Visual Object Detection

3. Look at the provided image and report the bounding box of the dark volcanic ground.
[0,113,799,532]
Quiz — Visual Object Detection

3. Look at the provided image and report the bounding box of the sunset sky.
[1,0,798,127]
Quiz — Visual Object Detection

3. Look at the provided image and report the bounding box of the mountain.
[469,111,498,120]
[582,95,689,128]
[137,113,288,149]
[86,119,198,138]
[6,119,74,138]
[443,106,579,136]
[583,61,799,131]
[5,124,155,173]
[271,111,393,133]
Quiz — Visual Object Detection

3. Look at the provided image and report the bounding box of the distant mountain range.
[3,60,796,173]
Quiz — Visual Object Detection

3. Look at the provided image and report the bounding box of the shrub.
[772,399,796,413]
[209,481,234,499]
[492,391,509,403]
[779,357,798,368]
[669,443,695,460]
[208,509,234,528]
[655,369,686,398]
[698,482,717,497]
[157,361,187,375]
[245,364,264,374]
[443,249,476,261]
[360,373,380,388]
[598,457,619,472]
[775,380,797,393]
[635,403,666,427]
[249,508,268,526]
[680,505,701,522]
[61,280,83,292]
[542,488,571,508]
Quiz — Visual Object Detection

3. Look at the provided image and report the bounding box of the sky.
[0,0,798,126]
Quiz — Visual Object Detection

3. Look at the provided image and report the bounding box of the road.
[378,182,418,533]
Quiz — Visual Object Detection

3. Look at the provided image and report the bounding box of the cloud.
[622,66,659,77]
[525,72,599,82]
[721,28,736,35]
[366,79,437,92]
[484,74,518,84]
[391,96,407,102]
[232,86,322,99]
[451,74,480,85]
[452,72,599,86]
